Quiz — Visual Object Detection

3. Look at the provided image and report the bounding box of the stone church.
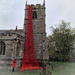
[0,0,49,69]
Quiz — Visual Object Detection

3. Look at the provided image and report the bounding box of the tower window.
[0,41,5,55]
[32,11,37,19]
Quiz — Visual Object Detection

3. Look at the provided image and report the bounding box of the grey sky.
[0,0,75,36]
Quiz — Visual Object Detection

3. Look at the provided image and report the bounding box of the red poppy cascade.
[19,5,42,71]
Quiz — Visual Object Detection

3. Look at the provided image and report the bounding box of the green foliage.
[48,20,75,61]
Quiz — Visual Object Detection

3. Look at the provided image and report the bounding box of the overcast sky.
[0,0,75,36]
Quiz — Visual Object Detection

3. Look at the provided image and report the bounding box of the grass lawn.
[0,62,75,75]
[51,61,75,75]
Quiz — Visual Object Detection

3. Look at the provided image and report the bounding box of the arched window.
[0,41,5,55]
[32,11,37,19]
[16,41,21,57]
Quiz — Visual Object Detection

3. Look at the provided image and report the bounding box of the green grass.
[0,62,75,75]
[51,61,75,75]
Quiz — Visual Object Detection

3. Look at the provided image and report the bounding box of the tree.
[48,21,75,62]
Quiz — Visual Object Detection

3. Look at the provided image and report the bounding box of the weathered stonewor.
[24,2,49,66]
[0,0,49,69]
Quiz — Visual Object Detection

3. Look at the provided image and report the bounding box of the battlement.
[25,3,45,10]
[0,33,12,36]
[0,33,24,40]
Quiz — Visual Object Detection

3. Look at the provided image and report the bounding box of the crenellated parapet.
[0,33,24,40]
[25,4,45,10]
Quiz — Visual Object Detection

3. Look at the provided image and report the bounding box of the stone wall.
[0,3,49,69]
[0,33,24,69]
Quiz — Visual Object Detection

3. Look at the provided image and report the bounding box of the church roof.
[0,29,23,36]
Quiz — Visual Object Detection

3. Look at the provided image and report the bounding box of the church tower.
[23,0,49,65]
